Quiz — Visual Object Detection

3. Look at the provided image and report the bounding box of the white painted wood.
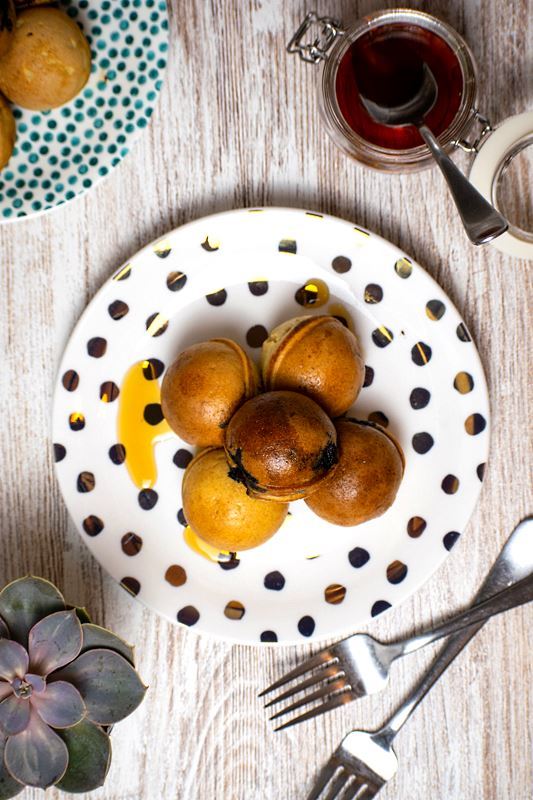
[0,1,531,798]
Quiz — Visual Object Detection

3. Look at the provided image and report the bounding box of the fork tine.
[259,650,334,697]
[274,690,354,731]
[353,785,380,800]
[322,768,350,800]
[264,663,343,708]
[269,677,347,721]
[306,759,339,800]
[340,777,366,800]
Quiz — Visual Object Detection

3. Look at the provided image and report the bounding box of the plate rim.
[52,205,491,646]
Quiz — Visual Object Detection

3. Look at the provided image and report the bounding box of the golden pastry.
[0,8,91,110]
[0,94,15,170]
[306,418,404,525]
[225,390,338,501]
[182,448,289,551]
[161,338,258,447]
[0,1,15,59]
[262,315,365,417]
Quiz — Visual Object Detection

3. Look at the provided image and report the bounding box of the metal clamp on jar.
[289,9,533,258]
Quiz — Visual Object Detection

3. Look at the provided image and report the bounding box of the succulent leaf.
[0,687,11,704]
[56,719,111,793]
[52,649,147,725]
[81,624,135,665]
[31,681,85,730]
[0,642,28,683]
[0,698,30,737]
[0,619,9,641]
[72,607,92,625]
[28,610,82,676]
[4,709,68,788]
[0,578,65,647]
[24,675,45,694]
[0,732,23,800]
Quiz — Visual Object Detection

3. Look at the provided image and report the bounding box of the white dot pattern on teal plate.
[0,0,169,221]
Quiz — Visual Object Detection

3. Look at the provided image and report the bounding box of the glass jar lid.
[469,112,533,259]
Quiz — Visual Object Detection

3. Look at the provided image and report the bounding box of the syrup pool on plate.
[117,360,173,489]
[117,359,237,565]
[183,526,238,566]
[294,277,356,333]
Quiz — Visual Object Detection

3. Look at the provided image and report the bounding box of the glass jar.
[289,9,533,258]
[289,8,478,173]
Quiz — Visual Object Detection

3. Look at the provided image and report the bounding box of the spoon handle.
[418,123,508,245]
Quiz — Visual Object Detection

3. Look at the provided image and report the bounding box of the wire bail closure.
[287,11,344,64]
[453,109,493,153]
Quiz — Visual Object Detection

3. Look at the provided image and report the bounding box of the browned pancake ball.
[0,95,15,170]
[262,315,365,417]
[0,1,15,59]
[306,419,404,526]
[182,448,289,551]
[225,390,338,501]
[161,338,258,447]
[0,8,91,110]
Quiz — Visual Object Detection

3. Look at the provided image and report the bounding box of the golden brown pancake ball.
[182,448,289,551]
[0,1,15,59]
[262,315,365,417]
[161,338,258,447]
[306,419,404,526]
[225,390,338,501]
[0,94,15,170]
[0,8,92,110]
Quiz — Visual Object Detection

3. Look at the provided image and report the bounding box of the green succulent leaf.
[52,649,147,725]
[56,719,111,793]
[0,619,9,641]
[80,624,135,665]
[0,578,65,647]
[4,709,68,788]
[28,610,82,676]
[0,732,23,800]
[71,607,92,625]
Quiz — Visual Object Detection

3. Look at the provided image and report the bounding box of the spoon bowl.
[360,63,508,245]
[361,63,438,127]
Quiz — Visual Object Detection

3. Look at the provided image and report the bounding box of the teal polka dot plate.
[0,0,169,221]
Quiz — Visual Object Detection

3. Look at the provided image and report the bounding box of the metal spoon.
[361,63,508,245]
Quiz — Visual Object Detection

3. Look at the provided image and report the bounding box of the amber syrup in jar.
[335,22,464,150]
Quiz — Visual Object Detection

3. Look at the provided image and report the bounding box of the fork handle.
[400,572,533,656]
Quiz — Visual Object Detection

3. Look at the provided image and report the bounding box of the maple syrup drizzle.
[117,361,173,489]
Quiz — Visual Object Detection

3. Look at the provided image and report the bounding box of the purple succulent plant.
[0,577,146,797]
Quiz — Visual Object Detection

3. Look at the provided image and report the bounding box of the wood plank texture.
[0,1,531,798]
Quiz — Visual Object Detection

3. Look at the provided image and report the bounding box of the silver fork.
[261,524,533,731]
[306,516,532,799]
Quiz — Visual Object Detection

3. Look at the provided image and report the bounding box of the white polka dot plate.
[52,208,490,645]
[0,0,168,222]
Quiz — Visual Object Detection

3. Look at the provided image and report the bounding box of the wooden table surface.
[0,1,531,798]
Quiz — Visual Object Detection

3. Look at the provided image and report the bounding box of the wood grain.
[0,1,531,798]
